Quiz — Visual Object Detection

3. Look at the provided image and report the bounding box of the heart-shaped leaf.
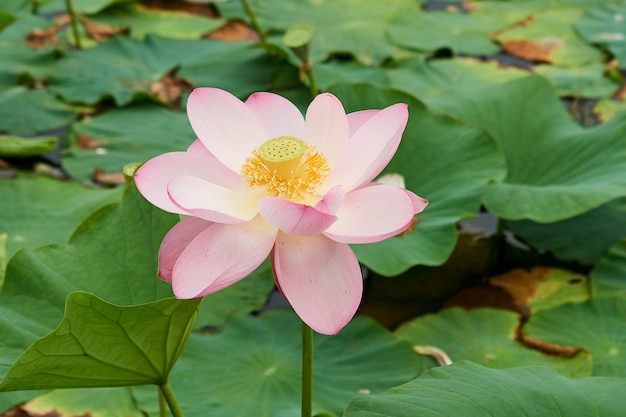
[0,292,201,390]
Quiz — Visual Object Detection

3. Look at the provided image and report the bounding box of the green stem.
[240,0,266,44]
[64,0,82,49]
[158,386,167,417]
[31,0,38,14]
[304,61,319,98]
[301,321,314,417]
[159,381,186,417]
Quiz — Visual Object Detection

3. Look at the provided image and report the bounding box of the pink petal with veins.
[272,232,362,335]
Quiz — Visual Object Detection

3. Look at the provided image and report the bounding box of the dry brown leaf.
[25,26,59,50]
[614,84,626,100]
[444,285,518,312]
[77,135,103,149]
[499,38,560,63]
[489,267,550,314]
[93,168,125,185]
[142,0,217,17]
[518,330,584,357]
[149,69,193,108]
[80,16,129,42]
[207,20,258,41]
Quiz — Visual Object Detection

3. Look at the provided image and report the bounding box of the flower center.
[241,136,330,203]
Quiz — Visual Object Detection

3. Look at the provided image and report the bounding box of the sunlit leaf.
[396,307,591,377]
[594,97,626,122]
[535,62,620,97]
[525,296,626,377]
[18,388,143,417]
[494,7,604,66]
[344,361,626,417]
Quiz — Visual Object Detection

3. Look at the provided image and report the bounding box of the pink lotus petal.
[329,103,408,192]
[187,138,211,155]
[158,216,213,283]
[246,92,306,139]
[172,217,277,298]
[314,185,345,215]
[324,183,417,244]
[187,88,266,172]
[272,233,362,335]
[135,150,244,214]
[304,93,349,167]
[405,189,429,213]
[347,109,378,135]
[259,197,337,236]
[168,176,261,224]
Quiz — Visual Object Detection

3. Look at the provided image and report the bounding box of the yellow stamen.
[241,136,330,203]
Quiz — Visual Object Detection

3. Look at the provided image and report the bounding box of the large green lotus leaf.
[40,0,134,14]
[176,40,301,100]
[48,35,181,106]
[47,35,218,105]
[0,87,78,135]
[494,7,605,67]
[395,307,591,377]
[0,14,54,41]
[217,0,421,65]
[576,3,626,68]
[343,360,626,417]
[590,239,626,297]
[89,3,224,40]
[534,62,620,98]
[313,60,390,92]
[328,83,505,274]
[134,309,429,417]
[0,292,201,390]
[63,103,191,182]
[16,388,143,417]
[0,183,277,391]
[401,74,626,223]
[0,184,176,382]
[0,0,32,16]
[525,296,626,377]
[387,57,529,104]
[388,10,504,56]
[508,197,626,264]
[0,174,122,257]
[48,35,288,106]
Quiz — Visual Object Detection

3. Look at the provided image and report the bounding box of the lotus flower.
[135,88,427,335]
